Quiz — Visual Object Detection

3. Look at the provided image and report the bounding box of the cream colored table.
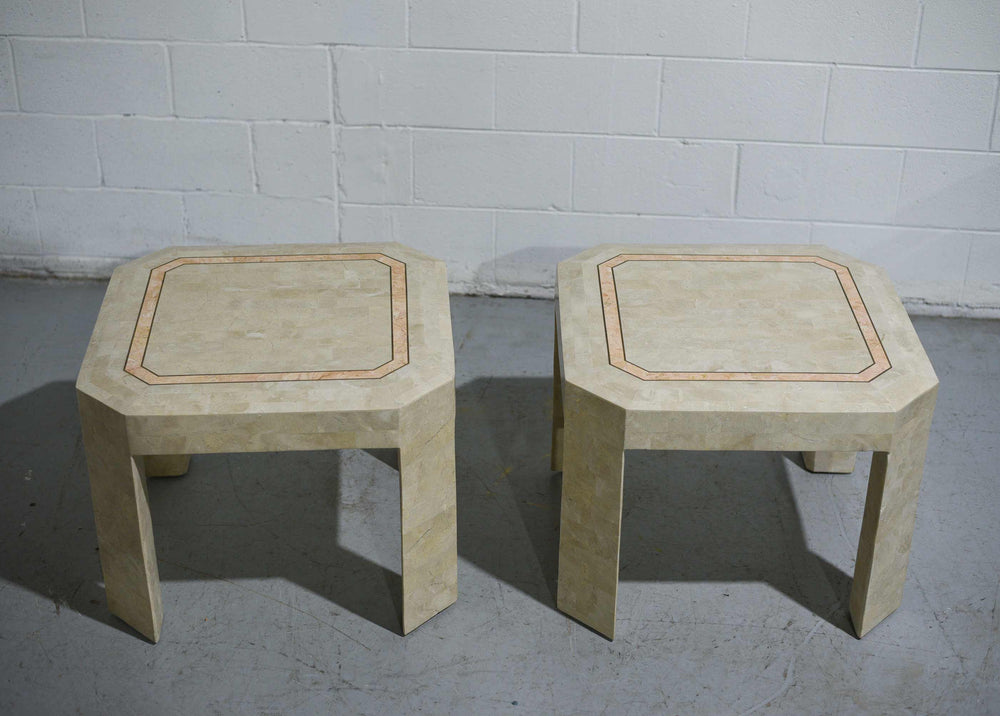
[552,245,938,640]
[77,243,457,642]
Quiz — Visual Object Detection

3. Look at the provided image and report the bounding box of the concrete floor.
[0,277,998,715]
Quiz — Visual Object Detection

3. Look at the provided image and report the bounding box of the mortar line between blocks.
[910,2,925,67]
[337,202,1000,234]
[0,185,339,207]
[820,66,833,141]
[893,151,908,220]
[247,123,259,193]
[238,0,248,41]
[181,187,191,238]
[490,210,497,286]
[959,228,975,303]
[742,1,752,58]
[79,0,88,36]
[7,39,22,111]
[0,109,331,125]
[988,76,1000,150]
[29,188,43,253]
[293,125,1000,154]
[8,36,999,73]
[654,59,664,135]
[732,144,741,216]
[91,121,104,186]
[491,54,497,129]
[572,0,581,53]
[569,139,575,210]
[164,44,175,115]
[404,0,411,47]
[326,46,341,241]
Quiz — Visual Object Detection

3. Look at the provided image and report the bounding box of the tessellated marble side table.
[551,244,938,640]
[77,243,457,641]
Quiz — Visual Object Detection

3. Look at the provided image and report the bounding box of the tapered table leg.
[803,451,857,473]
[850,400,935,637]
[398,385,458,634]
[556,384,627,639]
[78,392,163,642]
[143,455,190,477]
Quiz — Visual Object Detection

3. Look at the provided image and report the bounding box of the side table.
[552,245,938,639]
[77,243,457,641]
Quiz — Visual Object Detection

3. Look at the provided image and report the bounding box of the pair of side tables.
[76,243,937,643]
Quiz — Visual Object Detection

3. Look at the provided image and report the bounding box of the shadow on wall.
[0,378,855,641]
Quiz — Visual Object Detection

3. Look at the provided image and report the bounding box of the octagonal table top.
[556,244,938,423]
[77,243,453,418]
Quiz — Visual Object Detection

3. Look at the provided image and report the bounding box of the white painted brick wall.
[410,0,575,51]
[413,131,573,209]
[184,194,337,245]
[253,123,334,198]
[0,188,40,254]
[335,48,493,129]
[496,55,660,135]
[573,138,735,215]
[579,1,747,57]
[0,1,998,315]
[810,224,975,305]
[897,152,1000,231]
[96,118,253,192]
[35,188,183,255]
[0,0,83,37]
[737,145,903,223]
[746,1,919,65]
[13,39,170,115]
[338,127,411,203]
[0,40,17,110]
[965,236,1000,305]
[171,45,329,120]
[244,0,405,46]
[0,116,98,185]
[825,68,996,150]
[84,0,244,41]
[659,60,827,141]
[917,0,1000,71]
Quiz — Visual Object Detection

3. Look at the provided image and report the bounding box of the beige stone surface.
[612,258,872,374]
[143,259,394,376]
[803,450,857,474]
[554,244,938,640]
[77,242,457,641]
[142,454,190,477]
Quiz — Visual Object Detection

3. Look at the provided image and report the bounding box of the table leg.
[551,319,564,472]
[78,392,163,642]
[850,404,935,637]
[556,384,627,639]
[143,454,190,477]
[398,385,458,634]
[802,451,857,473]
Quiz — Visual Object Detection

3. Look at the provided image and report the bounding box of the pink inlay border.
[597,254,891,382]
[125,253,408,385]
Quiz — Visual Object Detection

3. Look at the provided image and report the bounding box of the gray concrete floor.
[0,277,998,715]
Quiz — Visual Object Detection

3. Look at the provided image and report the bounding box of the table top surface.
[77,243,453,417]
[556,244,937,419]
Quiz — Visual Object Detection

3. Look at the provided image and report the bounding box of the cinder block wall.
[1,1,998,314]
